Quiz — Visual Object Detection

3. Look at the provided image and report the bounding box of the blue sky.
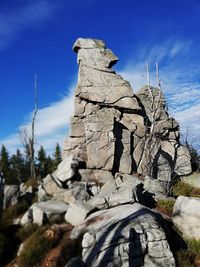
[0,0,200,155]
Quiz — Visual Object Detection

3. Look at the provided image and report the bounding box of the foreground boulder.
[21,200,68,225]
[172,196,200,239]
[71,204,175,267]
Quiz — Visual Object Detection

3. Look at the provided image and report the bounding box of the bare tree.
[19,74,38,180]
[142,62,163,177]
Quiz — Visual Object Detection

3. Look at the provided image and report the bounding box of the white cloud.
[1,37,199,155]
[0,87,74,155]
[119,38,200,151]
[174,104,200,149]
[0,1,59,50]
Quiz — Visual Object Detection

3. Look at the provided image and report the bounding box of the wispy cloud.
[1,37,199,155]
[119,38,200,150]
[0,87,74,155]
[0,0,59,50]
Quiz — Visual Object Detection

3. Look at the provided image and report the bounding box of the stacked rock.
[21,38,193,266]
[54,37,192,194]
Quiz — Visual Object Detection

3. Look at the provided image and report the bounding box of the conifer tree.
[0,145,12,184]
[10,149,26,184]
[46,155,54,174]
[37,146,48,179]
[53,143,62,166]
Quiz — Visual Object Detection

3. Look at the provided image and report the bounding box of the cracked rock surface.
[35,38,193,267]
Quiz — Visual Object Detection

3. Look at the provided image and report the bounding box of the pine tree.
[37,146,48,179]
[53,143,62,166]
[10,149,26,184]
[46,156,54,174]
[187,144,200,172]
[0,145,11,184]
[24,143,32,180]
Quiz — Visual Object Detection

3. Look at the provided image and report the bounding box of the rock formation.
[23,38,193,267]
[49,37,191,196]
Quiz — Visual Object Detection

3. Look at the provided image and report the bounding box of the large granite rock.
[17,38,193,267]
[72,204,175,267]
[172,196,200,239]
[181,172,200,188]
[3,185,19,209]
[21,200,68,225]
[59,38,192,194]
[65,201,95,226]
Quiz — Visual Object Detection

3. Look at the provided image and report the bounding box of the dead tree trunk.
[19,74,38,180]
[144,62,162,177]
[30,74,38,180]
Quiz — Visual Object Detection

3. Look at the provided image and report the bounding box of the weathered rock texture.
[72,204,176,267]
[3,185,19,209]
[172,196,200,239]
[21,200,68,226]
[58,37,191,194]
[36,38,193,267]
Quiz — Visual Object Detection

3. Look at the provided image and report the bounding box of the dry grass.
[172,181,200,198]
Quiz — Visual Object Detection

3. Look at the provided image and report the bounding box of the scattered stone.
[172,196,200,238]
[3,185,19,209]
[25,37,193,266]
[144,176,168,199]
[21,200,68,225]
[53,153,79,183]
[181,172,200,188]
[65,201,96,226]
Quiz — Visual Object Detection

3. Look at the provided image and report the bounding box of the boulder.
[136,85,168,122]
[53,153,79,183]
[3,185,19,209]
[73,204,175,267]
[21,200,68,225]
[181,172,200,188]
[143,176,168,199]
[41,174,62,196]
[52,184,90,204]
[174,145,192,176]
[65,201,95,226]
[172,196,200,239]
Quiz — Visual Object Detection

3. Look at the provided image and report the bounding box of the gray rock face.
[21,200,68,225]
[73,204,175,267]
[21,38,192,266]
[172,196,200,239]
[3,185,19,209]
[63,38,191,193]
[65,201,95,226]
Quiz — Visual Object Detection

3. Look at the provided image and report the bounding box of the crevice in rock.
[112,121,124,176]
[134,95,151,129]
[131,133,137,173]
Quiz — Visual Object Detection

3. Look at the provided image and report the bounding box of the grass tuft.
[156,199,175,217]
[172,181,200,198]
[17,225,60,267]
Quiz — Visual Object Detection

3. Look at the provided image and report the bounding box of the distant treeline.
[0,143,62,185]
